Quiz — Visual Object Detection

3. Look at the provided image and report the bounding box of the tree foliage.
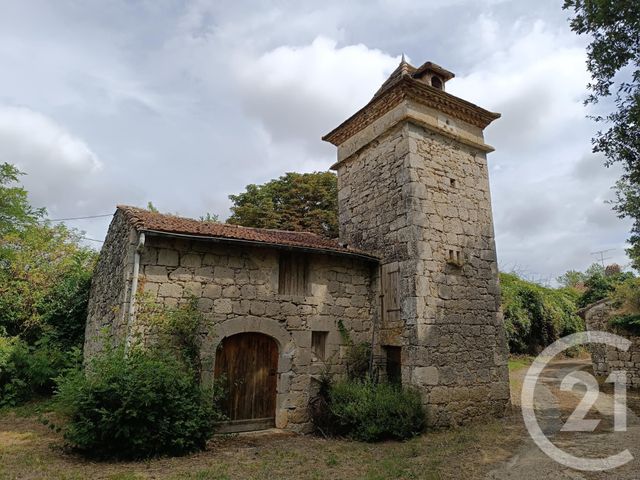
[563,0,640,268]
[0,163,97,407]
[0,223,96,342]
[575,263,634,307]
[0,163,44,239]
[609,277,640,334]
[227,171,338,237]
[557,269,587,289]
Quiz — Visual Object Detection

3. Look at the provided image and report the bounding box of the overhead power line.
[81,236,104,243]
[48,213,113,222]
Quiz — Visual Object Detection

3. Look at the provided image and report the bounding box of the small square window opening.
[311,331,328,361]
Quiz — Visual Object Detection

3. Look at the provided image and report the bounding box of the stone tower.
[323,59,510,426]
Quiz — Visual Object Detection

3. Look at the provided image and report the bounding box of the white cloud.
[0,106,102,174]
[232,37,399,151]
[443,19,633,276]
[0,0,632,275]
[0,106,137,222]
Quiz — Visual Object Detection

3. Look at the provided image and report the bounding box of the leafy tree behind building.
[227,171,339,238]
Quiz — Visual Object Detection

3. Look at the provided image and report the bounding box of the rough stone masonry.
[582,301,640,389]
[85,58,511,432]
[323,59,510,426]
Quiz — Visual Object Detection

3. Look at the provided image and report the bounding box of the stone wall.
[336,119,510,427]
[134,235,377,432]
[585,301,640,388]
[84,210,137,359]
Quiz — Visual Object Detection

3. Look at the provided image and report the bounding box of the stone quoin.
[85,58,511,433]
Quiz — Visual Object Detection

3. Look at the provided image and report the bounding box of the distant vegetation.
[609,277,640,335]
[500,272,583,354]
[502,263,639,354]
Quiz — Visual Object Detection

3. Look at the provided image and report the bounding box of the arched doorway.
[215,332,279,431]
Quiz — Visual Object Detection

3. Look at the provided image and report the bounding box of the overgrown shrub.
[54,346,224,459]
[40,264,93,349]
[500,273,583,354]
[610,315,640,335]
[0,336,80,407]
[337,320,372,380]
[135,292,203,375]
[313,379,426,442]
[610,277,640,335]
[577,266,634,308]
[0,163,96,408]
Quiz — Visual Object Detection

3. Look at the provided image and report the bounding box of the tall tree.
[0,163,97,343]
[227,172,338,237]
[563,0,640,269]
[0,163,44,237]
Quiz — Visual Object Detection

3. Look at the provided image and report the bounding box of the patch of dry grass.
[0,407,524,480]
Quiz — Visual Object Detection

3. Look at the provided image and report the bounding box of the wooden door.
[215,333,278,429]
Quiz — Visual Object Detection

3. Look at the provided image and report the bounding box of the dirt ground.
[1,359,639,480]
[487,358,640,480]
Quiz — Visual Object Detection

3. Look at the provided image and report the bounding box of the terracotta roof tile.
[117,205,378,260]
[372,59,416,98]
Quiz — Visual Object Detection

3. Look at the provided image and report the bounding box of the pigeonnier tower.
[323,59,510,426]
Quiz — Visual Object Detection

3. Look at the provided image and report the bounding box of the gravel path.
[487,359,640,479]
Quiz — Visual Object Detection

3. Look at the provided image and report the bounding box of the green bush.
[610,277,640,335]
[0,336,80,407]
[40,264,93,349]
[318,379,426,442]
[54,347,224,459]
[500,273,583,354]
[610,314,640,335]
[577,266,634,308]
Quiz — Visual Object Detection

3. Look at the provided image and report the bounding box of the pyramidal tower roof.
[323,57,498,149]
[372,55,417,98]
[373,58,455,98]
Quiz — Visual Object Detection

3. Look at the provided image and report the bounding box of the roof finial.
[399,53,410,75]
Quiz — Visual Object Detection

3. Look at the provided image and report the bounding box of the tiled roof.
[372,59,417,98]
[372,59,454,99]
[117,206,378,260]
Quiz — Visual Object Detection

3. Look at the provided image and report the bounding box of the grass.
[0,397,56,417]
[0,404,524,480]
[508,356,534,372]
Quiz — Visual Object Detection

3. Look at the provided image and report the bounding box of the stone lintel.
[331,100,495,169]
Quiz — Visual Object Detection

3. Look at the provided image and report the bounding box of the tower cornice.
[322,75,500,147]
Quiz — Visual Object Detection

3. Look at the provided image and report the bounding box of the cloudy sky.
[0,0,633,282]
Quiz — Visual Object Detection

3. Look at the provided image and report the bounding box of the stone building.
[85,58,510,433]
